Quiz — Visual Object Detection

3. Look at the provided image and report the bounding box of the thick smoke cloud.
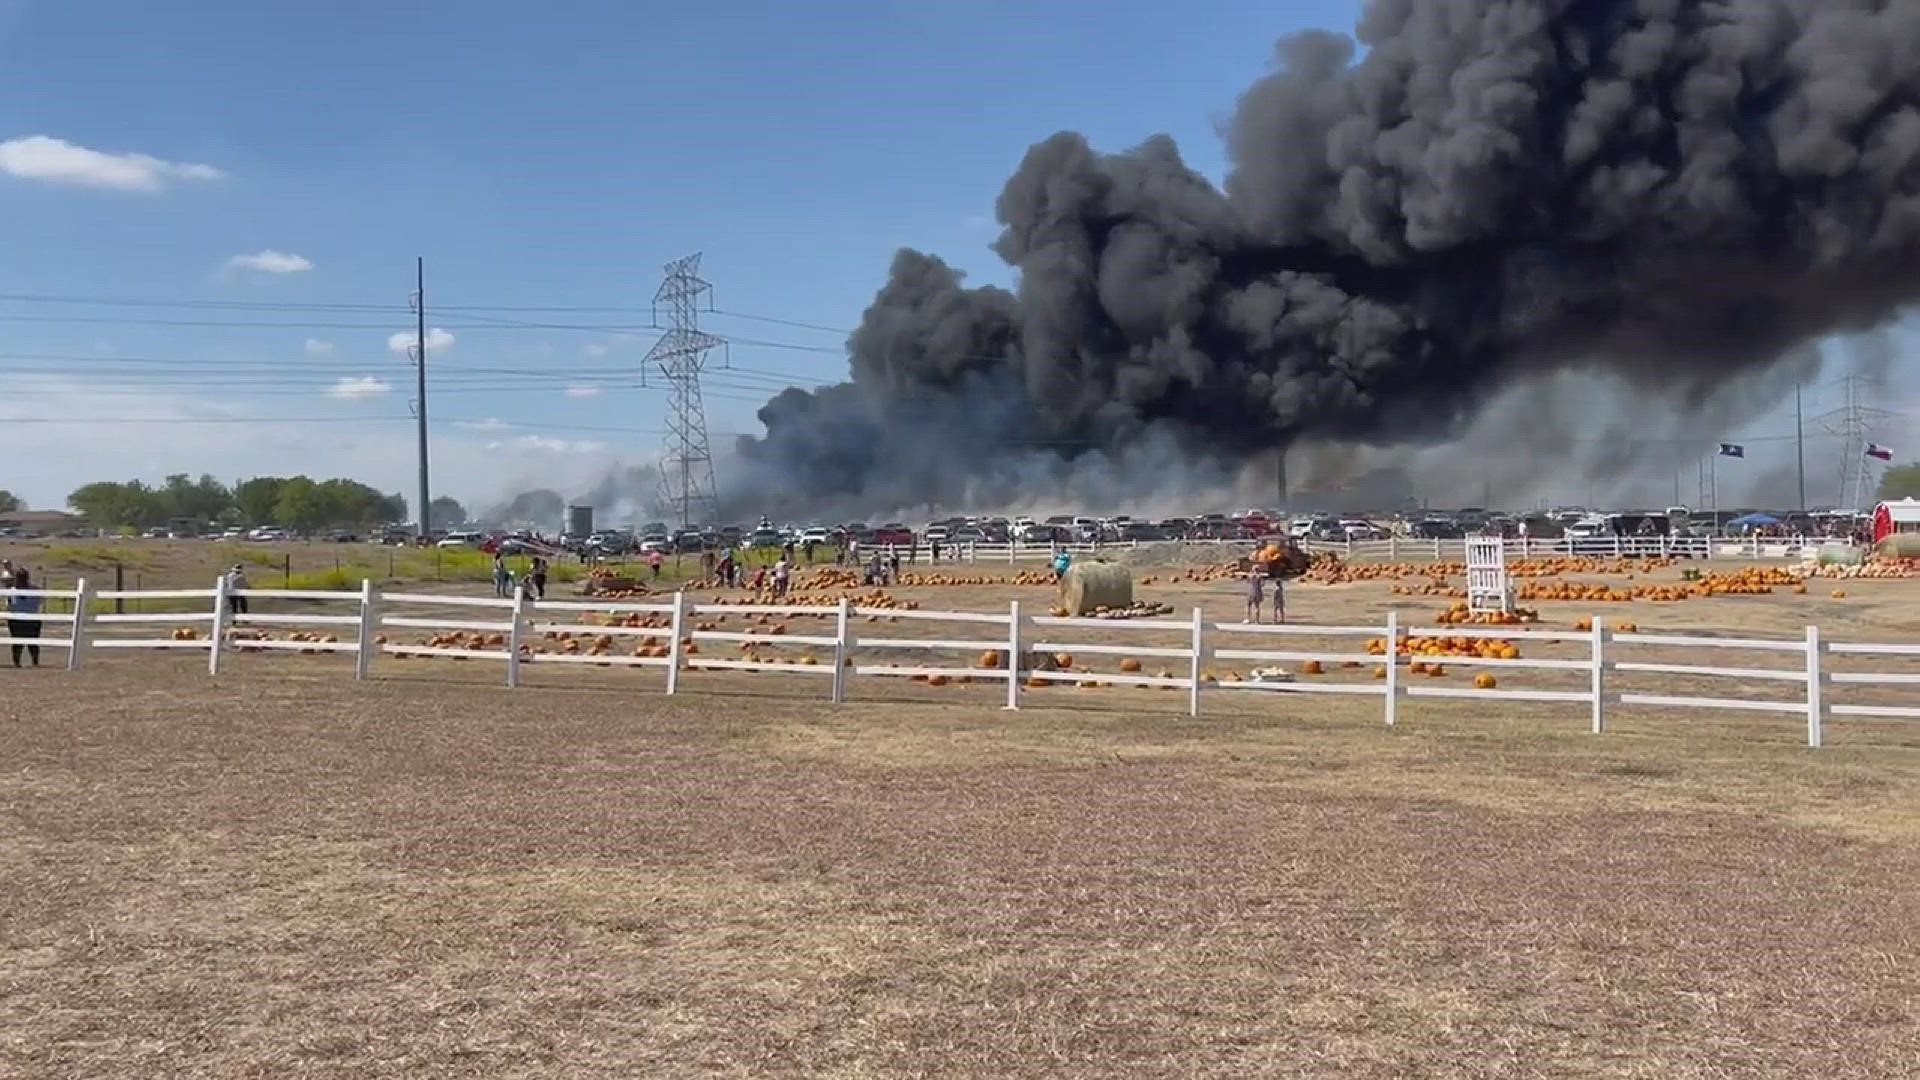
[735,0,1920,517]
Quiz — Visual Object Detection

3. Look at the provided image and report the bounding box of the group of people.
[1244,565,1287,624]
[491,555,550,600]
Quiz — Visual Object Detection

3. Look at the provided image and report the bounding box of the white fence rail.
[929,534,1841,564]
[25,578,1916,748]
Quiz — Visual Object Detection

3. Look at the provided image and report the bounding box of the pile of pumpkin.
[581,569,653,599]
[1516,565,1806,603]
[794,568,1055,591]
[1571,616,1640,633]
[229,628,340,654]
[1044,600,1178,619]
[1430,601,1540,625]
[168,627,203,641]
[1801,556,1920,580]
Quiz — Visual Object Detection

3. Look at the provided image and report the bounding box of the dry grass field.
[4,546,1920,1076]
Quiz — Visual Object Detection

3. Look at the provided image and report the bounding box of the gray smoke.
[735,0,1920,517]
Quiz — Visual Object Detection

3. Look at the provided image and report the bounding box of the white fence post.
[1589,616,1606,734]
[1383,609,1399,726]
[665,589,686,695]
[1003,599,1022,711]
[1187,606,1205,718]
[67,577,91,672]
[207,575,229,676]
[1805,624,1825,749]
[830,596,851,704]
[506,586,526,689]
[354,579,377,682]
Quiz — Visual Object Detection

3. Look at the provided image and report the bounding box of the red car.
[870,523,915,546]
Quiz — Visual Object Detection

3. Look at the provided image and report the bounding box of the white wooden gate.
[1466,535,1513,615]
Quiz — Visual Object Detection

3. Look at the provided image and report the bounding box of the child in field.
[8,568,41,667]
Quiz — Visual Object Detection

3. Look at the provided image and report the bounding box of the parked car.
[436,530,484,548]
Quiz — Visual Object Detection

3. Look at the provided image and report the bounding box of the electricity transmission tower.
[644,254,728,528]
[1815,373,1899,509]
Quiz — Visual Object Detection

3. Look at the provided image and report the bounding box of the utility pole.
[410,257,430,539]
[1795,383,1806,512]
[645,254,726,528]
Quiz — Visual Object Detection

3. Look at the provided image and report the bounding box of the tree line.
[61,474,470,532]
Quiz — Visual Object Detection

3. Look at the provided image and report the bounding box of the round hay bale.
[1058,562,1132,617]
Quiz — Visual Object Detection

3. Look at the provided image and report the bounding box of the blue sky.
[0,0,1359,511]
[0,0,1906,516]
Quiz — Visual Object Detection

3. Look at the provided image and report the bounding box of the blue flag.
[1718,443,1745,458]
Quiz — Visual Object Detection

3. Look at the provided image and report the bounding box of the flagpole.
[1710,450,1716,522]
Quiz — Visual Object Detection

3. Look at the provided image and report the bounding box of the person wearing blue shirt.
[1051,548,1072,582]
[7,568,43,667]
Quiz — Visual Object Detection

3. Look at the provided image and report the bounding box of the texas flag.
[1865,442,1894,462]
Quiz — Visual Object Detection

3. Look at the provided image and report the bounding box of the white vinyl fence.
[29,578,1920,748]
[930,534,1842,565]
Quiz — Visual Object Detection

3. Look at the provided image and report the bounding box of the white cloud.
[454,417,509,431]
[0,134,226,192]
[564,384,602,398]
[387,327,455,357]
[486,435,608,455]
[225,250,313,275]
[305,338,334,358]
[326,376,392,400]
[583,342,609,359]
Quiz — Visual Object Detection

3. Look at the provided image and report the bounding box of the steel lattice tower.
[646,254,727,528]
[1815,372,1899,510]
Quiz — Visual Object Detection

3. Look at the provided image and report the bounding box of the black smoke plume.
[735,0,1920,516]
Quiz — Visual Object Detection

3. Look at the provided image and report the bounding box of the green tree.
[232,477,286,525]
[429,495,469,528]
[498,489,564,527]
[1877,464,1920,502]
[67,481,164,528]
[272,476,328,532]
[161,473,232,523]
[0,490,21,513]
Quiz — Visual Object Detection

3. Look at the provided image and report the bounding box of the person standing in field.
[528,557,548,601]
[647,548,664,581]
[226,564,250,616]
[1244,568,1264,623]
[772,556,791,599]
[8,568,43,667]
[492,554,511,598]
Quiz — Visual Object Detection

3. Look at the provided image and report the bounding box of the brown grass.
[3,655,1920,1077]
[6,556,1920,1075]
